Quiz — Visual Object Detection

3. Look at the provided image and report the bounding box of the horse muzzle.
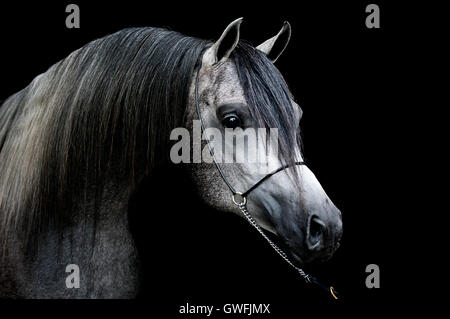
[291,207,343,264]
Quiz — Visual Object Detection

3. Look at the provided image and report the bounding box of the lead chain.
[236,202,311,283]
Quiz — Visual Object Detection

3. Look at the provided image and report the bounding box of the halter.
[194,61,341,300]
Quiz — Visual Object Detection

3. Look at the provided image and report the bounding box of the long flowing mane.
[0,27,210,253]
[0,27,302,258]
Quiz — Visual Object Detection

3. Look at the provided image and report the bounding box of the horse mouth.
[287,238,341,266]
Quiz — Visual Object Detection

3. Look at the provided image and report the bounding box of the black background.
[0,0,421,315]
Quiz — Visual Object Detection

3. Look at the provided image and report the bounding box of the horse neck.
[4,175,140,298]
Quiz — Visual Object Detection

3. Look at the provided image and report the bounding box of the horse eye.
[222,115,241,129]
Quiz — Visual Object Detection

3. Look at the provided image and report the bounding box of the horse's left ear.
[203,17,243,66]
[256,21,291,63]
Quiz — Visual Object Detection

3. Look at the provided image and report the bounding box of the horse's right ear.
[256,21,291,63]
[203,18,243,66]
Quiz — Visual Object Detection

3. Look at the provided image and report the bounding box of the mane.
[231,42,302,184]
[0,27,210,254]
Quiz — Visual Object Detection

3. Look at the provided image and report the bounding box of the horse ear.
[256,21,291,63]
[203,17,243,65]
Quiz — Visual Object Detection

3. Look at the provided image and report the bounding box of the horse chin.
[287,241,340,266]
[289,250,307,266]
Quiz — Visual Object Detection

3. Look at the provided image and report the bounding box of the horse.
[0,18,342,298]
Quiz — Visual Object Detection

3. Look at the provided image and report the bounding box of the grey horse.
[0,18,342,298]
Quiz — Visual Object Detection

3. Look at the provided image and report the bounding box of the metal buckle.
[330,286,338,299]
[232,192,247,206]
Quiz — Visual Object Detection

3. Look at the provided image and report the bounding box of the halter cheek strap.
[194,61,341,300]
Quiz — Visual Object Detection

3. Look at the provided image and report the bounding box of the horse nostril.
[306,216,326,250]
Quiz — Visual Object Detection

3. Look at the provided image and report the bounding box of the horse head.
[186,18,343,265]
